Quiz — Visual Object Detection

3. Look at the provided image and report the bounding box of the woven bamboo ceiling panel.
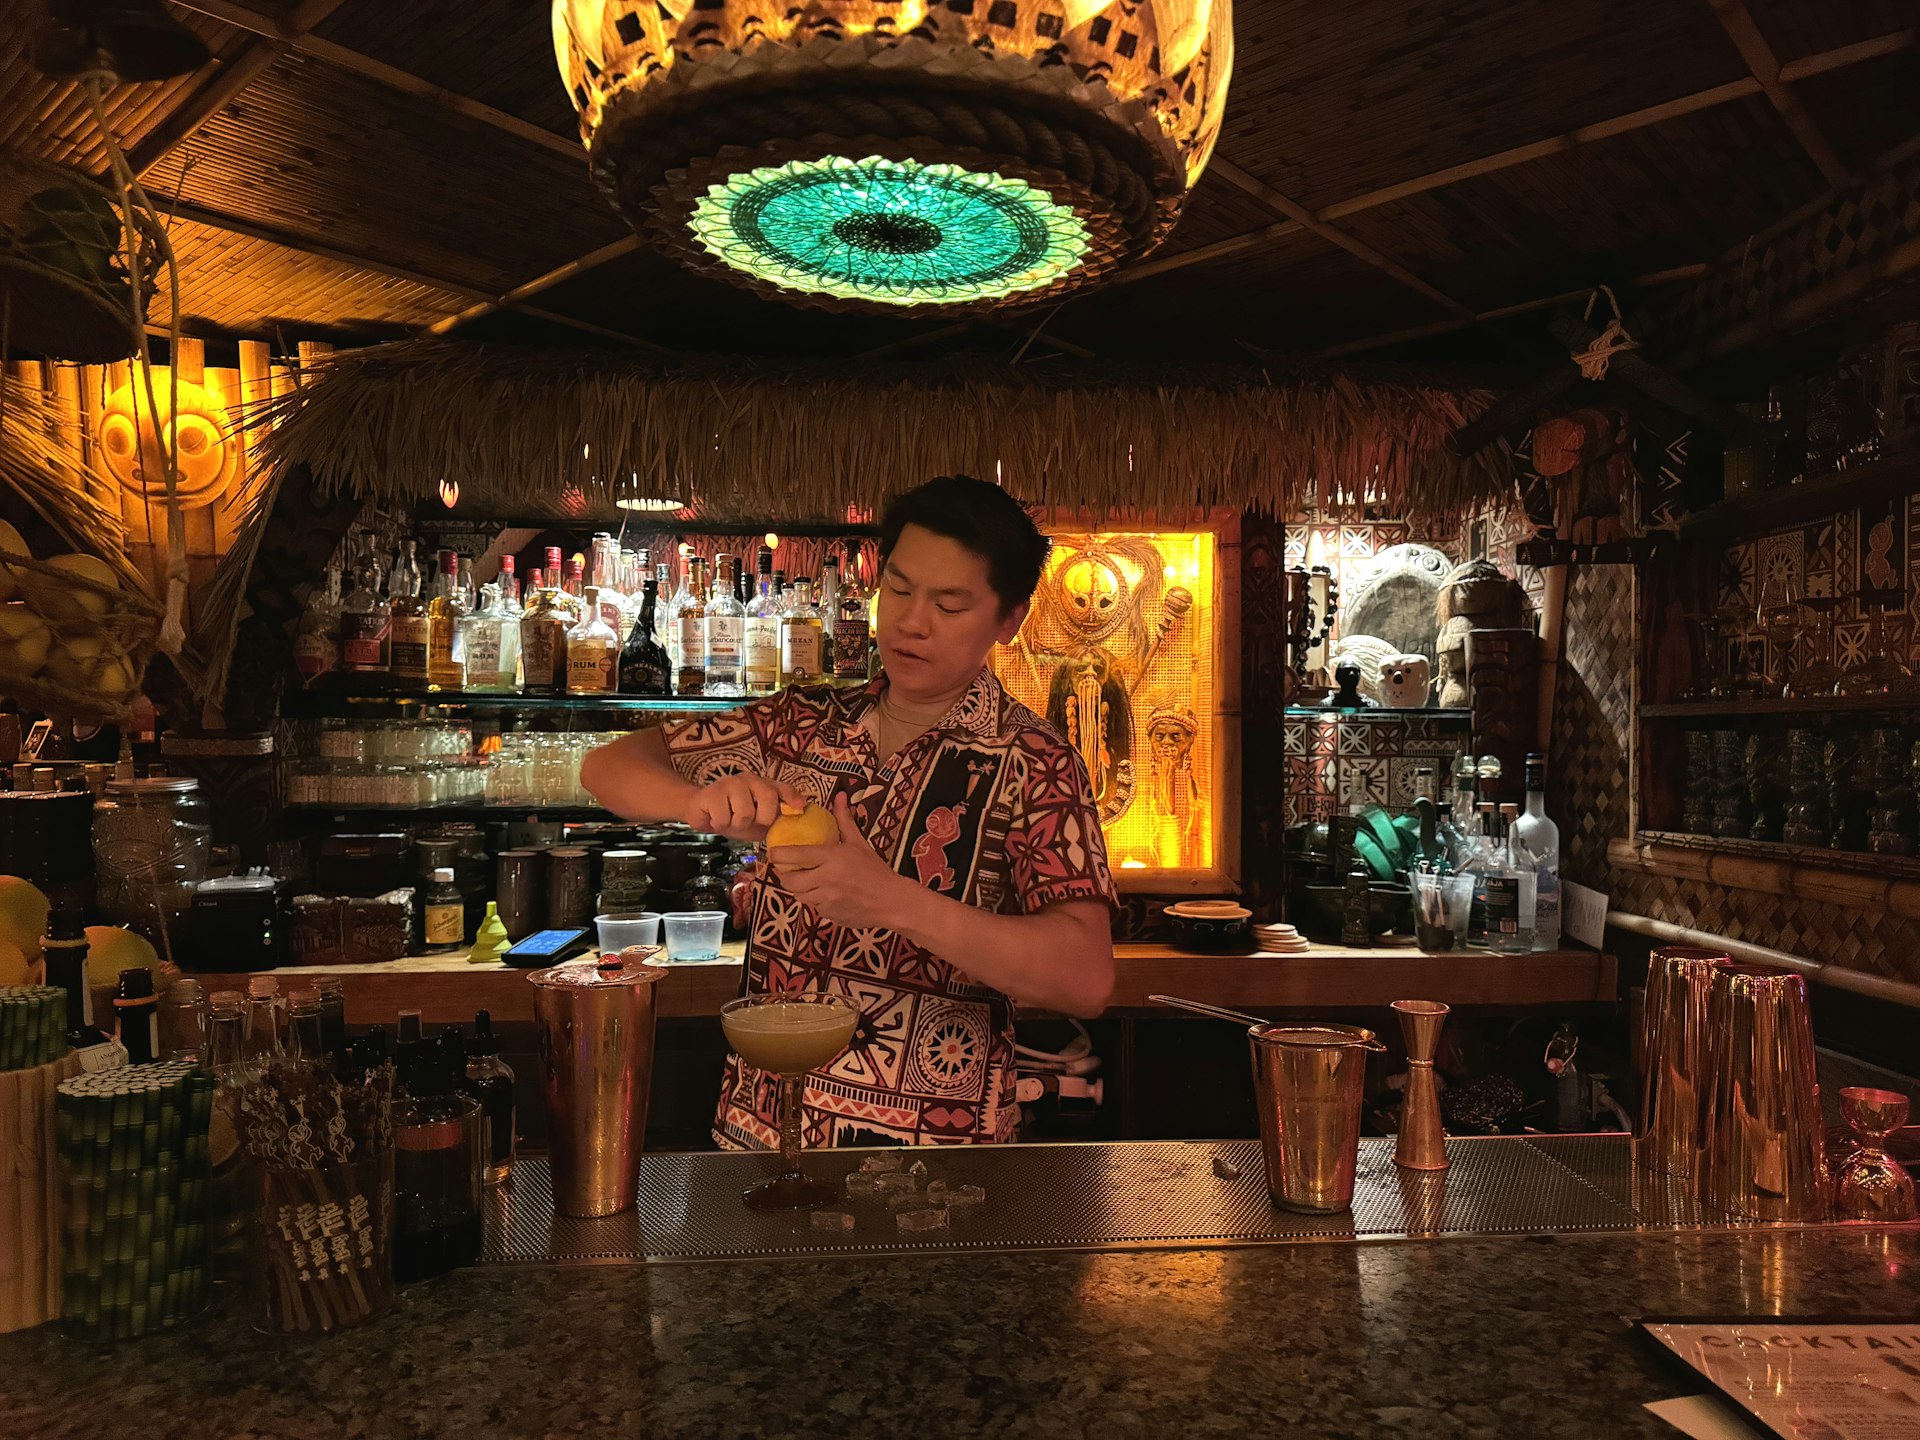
[0,0,1909,358]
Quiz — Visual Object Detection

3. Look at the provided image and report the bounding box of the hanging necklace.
[874,692,951,759]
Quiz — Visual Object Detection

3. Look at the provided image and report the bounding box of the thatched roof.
[251,339,1511,521]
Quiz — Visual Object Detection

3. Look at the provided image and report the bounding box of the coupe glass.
[1785,596,1845,699]
[720,992,860,1210]
[1836,603,1917,699]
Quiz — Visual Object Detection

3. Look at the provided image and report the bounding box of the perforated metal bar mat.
[478,1136,1764,1266]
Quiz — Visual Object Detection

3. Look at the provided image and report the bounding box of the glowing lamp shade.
[553,0,1231,314]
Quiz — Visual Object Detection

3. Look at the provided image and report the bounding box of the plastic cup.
[595,912,661,952]
[662,911,726,962]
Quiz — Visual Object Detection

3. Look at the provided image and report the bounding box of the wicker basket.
[0,149,159,364]
[0,1050,84,1334]
[0,543,163,721]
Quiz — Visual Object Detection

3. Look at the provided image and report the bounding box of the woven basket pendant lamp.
[553,0,1232,314]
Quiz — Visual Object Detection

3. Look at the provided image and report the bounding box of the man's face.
[876,523,1028,700]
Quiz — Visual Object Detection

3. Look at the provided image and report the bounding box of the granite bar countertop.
[3,1225,1915,1439]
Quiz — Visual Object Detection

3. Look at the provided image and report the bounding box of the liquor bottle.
[463,1009,516,1187]
[519,552,570,694]
[243,974,285,1069]
[426,549,465,691]
[292,563,342,687]
[832,548,869,683]
[661,556,687,674]
[459,583,514,693]
[619,574,673,696]
[44,910,110,1051]
[780,579,824,686]
[1513,752,1562,950]
[744,549,780,695]
[562,556,586,613]
[676,557,708,696]
[1484,803,1536,955]
[338,538,391,676]
[818,556,842,682]
[498,554,521,614]
[113,969,160,1063]
[704,556,746,697]
[423,867,466,952]
[388,543,429,687]
[565,586,619,694]
[455,556,477,615]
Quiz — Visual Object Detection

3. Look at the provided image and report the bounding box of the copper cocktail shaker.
[1392,1000,1449,1172]
[528,950,668,1217]
[1249,1022,1386,1213]
[1634,945,1731,1178]
[1697,962,1828,1222]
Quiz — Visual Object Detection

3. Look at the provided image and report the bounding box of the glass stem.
[779,1074,805,1177]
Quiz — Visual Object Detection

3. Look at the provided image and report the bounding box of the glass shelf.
[284,684,741,718]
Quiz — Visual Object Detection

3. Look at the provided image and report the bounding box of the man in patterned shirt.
[583,476,1116,1146]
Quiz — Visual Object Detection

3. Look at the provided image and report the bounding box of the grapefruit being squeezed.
[766,801,837,848]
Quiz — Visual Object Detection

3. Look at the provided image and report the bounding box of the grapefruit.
[23,553,117,623]
[0,875,50,962]
[0,938,31,986]
[84,924,160,989]
[766,801,838,848]
[0,519,27,602]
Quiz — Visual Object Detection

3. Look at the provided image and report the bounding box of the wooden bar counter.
[186,941,1616,1025]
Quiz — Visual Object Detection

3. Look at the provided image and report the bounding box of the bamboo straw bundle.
[54,1061,214,1343]
[0,987,67,1073]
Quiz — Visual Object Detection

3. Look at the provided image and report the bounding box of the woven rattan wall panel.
[1550,563,1633,891]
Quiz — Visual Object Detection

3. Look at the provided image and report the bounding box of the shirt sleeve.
[1003,729,1119,914]
[656,692,786,784]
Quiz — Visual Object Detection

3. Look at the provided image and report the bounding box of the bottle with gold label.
[704,556,746,697]
[519,550,569,694]
[779,579,824,686]
[676,557,708,697]
[565,586,619,695]
[425,549,465,691]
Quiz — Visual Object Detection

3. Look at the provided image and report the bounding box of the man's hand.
[683,774,807,842]
[768,794,913,929]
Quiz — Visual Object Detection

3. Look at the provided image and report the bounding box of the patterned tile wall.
[1281,711,1473,826]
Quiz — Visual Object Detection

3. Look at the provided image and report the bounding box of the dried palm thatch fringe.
[248,340,1513,524]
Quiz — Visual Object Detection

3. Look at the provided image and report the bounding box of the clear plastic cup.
[662,911,726,962]
[595,912,662,952]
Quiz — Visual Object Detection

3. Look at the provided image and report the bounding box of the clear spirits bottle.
[426,549,465,692]
[780,579,824,686]
[656,558,681,679]
[619,574,673,697]
[704,555,746,697]
[338,538,391,677]
[744,549,780,695]
[497,554,521,614]
[1513,752,1561,950]
[292,563,342,687]
[1484,803,1536,955]
[459,583,515,693]
[818,556,842,682]
[676,557,708,697]
[565,586,619,695]
[831,546,869,683]
[387,542,429,687]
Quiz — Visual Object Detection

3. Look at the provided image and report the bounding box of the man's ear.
[995,600,1030,646]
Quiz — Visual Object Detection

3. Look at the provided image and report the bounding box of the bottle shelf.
[284,682,741,718]
[1641,695,1920,718]
[281,803,615,820]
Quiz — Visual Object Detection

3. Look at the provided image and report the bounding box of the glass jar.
[93,777,213,935]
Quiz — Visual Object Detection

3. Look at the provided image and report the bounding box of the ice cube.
[810,1210,856,1232]
[859,1153,904,1173]
[895,1207,950,1233]
[843,1172,877,1199]
[887,1189,932,1210]
[946,1184,986,1210]
[907,1160,930,1183]
[1211,1156,1242,1180]
[873,1172,916,1194]
[924,1179,950,1205]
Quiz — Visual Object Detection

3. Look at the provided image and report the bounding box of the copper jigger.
[529,950,668,1217]
[1633,945,1731,1178]
[1698,962,1828,1222]
[1392,1000,1449,1172]
[1833,1087,1916,1222]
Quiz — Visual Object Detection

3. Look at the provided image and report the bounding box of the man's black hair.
[877,474,1050,613]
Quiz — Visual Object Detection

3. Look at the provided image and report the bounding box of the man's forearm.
[888,882,1114,1018]
[580,729,697,823]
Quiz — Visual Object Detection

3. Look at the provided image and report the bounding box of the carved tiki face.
[97,373,237,508]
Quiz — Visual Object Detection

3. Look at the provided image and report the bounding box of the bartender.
[582,475,1116,1147]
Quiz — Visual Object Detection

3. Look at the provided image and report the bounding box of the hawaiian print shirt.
[659,666,1116,1148]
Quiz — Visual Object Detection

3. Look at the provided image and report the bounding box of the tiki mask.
[97,372,236,508]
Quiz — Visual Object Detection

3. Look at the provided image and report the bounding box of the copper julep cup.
[1249,1022,1386,1213]
[529,950,668,1218]
[1392,1000,1450,1172]
[1633,945,1731,1178]
[1697,962,1829,1222]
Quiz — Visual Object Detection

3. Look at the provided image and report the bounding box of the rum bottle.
[565,586,619,695]
[744,549,780,695]
[338,539,391,677]
[292,563,342,687]
[704,556,746,697]
[426,549,465,691]
[676,557,708,696]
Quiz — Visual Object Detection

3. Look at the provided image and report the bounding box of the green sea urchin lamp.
[689,156,1090,306]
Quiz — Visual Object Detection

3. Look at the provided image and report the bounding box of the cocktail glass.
[1785,596,1845,699]
[720,993,860,1210]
